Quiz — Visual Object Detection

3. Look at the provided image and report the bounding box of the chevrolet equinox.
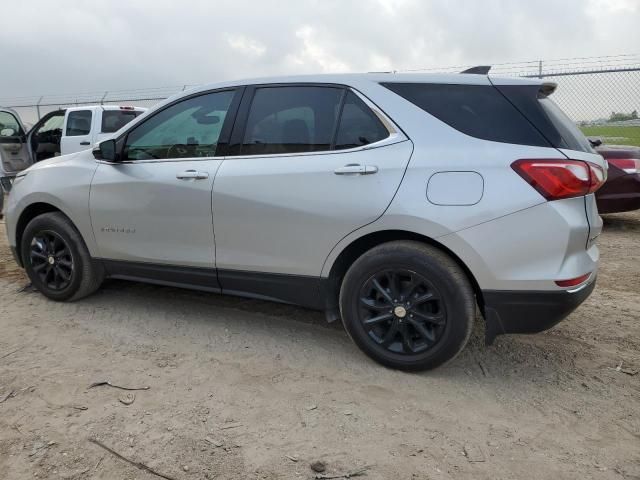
[5,73,606,370]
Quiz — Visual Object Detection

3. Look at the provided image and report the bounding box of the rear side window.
[382,83,550,147]
[241,86,343,155]
[334,91,389,150]
[66,110,92,136]
[101,110,142,133]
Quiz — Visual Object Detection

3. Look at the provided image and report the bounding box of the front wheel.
[339,241,475,371]
[21,212,104,301]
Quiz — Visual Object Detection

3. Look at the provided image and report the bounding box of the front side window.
[241,86,343,155]
[0,111,24,143]
[66,110,92,136]
[334,91,389,150]
[124,90,235,160]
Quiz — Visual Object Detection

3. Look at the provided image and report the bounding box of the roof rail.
[460,66,491,75]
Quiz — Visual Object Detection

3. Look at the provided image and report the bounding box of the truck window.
[101,110,142,134]
[66,110,92,136]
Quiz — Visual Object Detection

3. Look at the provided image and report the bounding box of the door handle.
[176,170,209,180]
[334,164,378,175]
[80,141,90,146]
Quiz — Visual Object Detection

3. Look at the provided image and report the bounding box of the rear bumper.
[482,278,596,344]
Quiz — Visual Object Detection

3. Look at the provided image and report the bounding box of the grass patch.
[580,125,640,147]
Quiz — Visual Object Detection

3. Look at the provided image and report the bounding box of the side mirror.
[93,139,117,161]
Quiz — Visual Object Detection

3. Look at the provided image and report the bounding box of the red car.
[595,144,640,214]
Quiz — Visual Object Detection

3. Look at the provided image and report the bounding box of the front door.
[89,89,239,274]
[0,108,30,177]
[212,85,412,280]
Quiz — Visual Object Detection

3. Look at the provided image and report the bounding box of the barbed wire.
[1,53,638,109]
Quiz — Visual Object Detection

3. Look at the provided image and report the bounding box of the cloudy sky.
[1,0,639,100]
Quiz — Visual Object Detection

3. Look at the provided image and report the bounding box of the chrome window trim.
[96,156,220,165]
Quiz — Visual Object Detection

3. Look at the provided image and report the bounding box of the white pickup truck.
[0,105,146,187]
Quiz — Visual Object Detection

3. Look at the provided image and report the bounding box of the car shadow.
[602,211,640,232]
[95,279,585,388]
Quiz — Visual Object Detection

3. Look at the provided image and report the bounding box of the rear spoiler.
[460,66,491,75]
[539,82,557,96]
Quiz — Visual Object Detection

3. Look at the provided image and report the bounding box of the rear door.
[61,108,94,154]
[0,108,30,178]
[212,84,412,283]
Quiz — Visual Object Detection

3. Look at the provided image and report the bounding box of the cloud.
[0,0,638,99]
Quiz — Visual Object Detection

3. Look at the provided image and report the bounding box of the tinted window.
[125,90,235,160]
[66,110,92,136]
[495,84,593,153]
[101,110,142,133]
[241,86,343,155]
[538,96,594,153]
[335,91,389,150]
[382,83,550,147]
[0,111,24,144]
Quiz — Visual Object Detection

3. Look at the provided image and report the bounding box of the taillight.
[555,272,591,288]
[511,159,606,201]
[607,158,640,174]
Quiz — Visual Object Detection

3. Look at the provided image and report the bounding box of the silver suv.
[5,73,606,371]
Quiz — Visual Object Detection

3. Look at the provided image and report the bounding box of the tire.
[20,212,104,302]
[339,241,475,371]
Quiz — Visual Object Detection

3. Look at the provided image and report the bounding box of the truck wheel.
[339,241,475,371]
[21,212,104,302]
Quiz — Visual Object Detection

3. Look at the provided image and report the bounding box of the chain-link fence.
[533,69,640,147]
[1,54,639,146]
[403,54,640,147]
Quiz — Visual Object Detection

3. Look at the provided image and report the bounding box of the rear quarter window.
[381,82,551,147]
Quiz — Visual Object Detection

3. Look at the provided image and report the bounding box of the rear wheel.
[21,212,104,301]
[339,241,475,371]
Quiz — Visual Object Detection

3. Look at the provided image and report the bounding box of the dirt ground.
[0,210,639,480]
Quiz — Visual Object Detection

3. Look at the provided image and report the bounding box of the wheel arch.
[324,230,484,317]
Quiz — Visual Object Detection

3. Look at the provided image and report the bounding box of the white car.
[0,105,146,189]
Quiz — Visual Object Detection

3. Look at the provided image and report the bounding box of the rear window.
[538,96,593,153]
[381,83,550,147]
[495,84,594,153]
[101,110,142,133]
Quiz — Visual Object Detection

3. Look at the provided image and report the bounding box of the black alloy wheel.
[29,230,74,291]
[358,269,446,355]
[21,212,105,302]
[339,241,475,371]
